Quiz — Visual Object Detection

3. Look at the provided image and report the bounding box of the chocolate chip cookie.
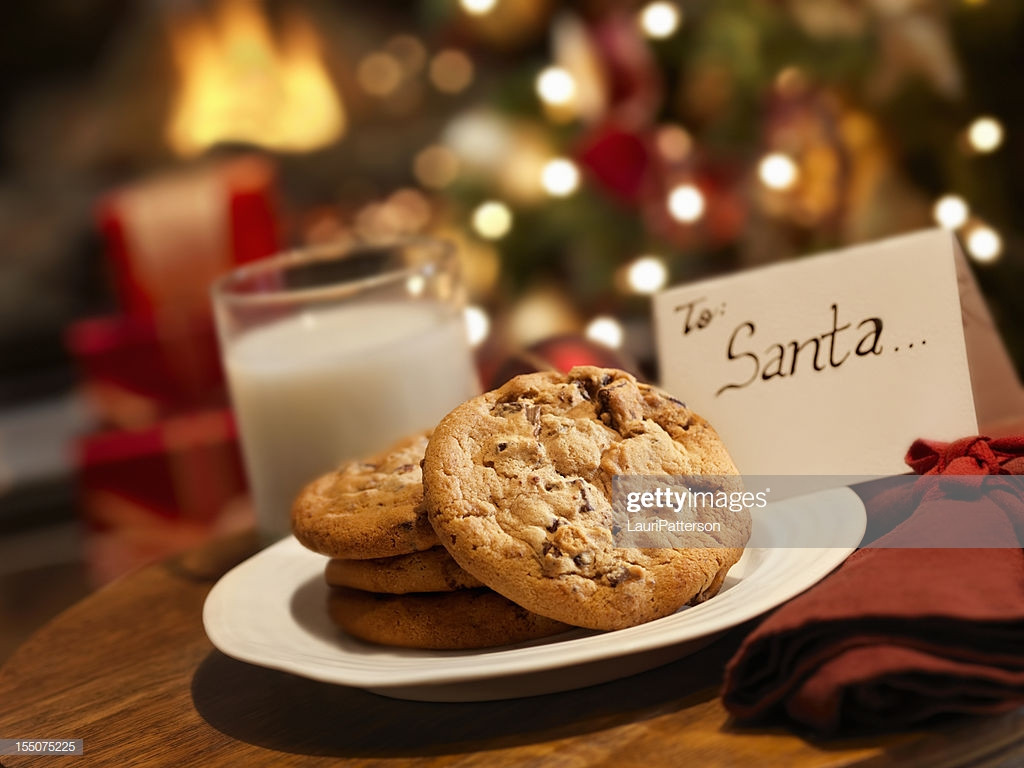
[423,367,749,631]
[328,587,571,649]
[324,547,484,594]
[292,431,438,559]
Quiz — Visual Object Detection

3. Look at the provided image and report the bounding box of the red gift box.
[73,154,281,427]
[65,314,226,428]
[68,156,280,580]
[97,154,279,321]
[75,408,251,583]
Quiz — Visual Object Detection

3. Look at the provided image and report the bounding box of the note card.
[653,229,1022,475]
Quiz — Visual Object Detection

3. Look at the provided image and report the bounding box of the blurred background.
[1,0,1021,660]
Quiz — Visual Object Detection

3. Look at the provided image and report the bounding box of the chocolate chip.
[601,373,613,385]
[497,442,507,452]
[547,518,562,532]
[525,404,541,424]
[542,542,562,557]
[611,523,622,536]
[573,552,593,567]
[577,483,594,513]
[492,400,524,414]
[605,567,629,586]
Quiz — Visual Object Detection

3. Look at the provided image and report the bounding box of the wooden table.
[1,532,1022,768]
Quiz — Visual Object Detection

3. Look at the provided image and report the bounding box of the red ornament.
[577,127,653,205]
[487,335,643,389]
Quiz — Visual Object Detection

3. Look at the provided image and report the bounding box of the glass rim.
[210,236,456,308]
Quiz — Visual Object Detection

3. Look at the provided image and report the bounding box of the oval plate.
[203,486,865,701]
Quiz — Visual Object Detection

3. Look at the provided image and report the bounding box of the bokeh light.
[464,305,491,346]
[639,3,682,39]
[460,0,498,16]
[536,67,577,106]
[933,195,969,229]
[967,225,1003,263]
[626,256,668,294]
[430,49,474,94]
[413,145,460,189]
[585,316,625,349]
[758,153,799,190]
[357,52,402,97]
[472,200,513,239]
[667,184,705,223]
[540,158,580,197]
[967,116,1004,153]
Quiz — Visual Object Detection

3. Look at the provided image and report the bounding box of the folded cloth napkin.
[721,436,1024,734]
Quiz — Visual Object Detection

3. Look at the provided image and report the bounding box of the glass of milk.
[211,238,481,540]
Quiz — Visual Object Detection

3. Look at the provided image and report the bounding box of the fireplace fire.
[165,0,346,157]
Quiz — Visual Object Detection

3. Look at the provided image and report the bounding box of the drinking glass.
[212,238,481,539]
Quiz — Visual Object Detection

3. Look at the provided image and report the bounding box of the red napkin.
[721,436,1024,734]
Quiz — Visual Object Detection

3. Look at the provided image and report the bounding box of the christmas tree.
[316,0,1021,377]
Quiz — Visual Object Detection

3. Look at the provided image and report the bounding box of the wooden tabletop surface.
[1,530,1022,768]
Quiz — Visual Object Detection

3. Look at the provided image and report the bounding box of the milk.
[225,302,480,538]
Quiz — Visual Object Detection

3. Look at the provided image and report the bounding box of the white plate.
[203,487,865,701]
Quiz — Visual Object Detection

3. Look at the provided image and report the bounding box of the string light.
[585,316,625,349]
[667,184,705,223]
[655,125,692,162]
[472,201,513,240]
[933,195,969,229]
[536,67,577,106]
[357,52,403,97]
[967,116,1004,153]
[442,109,508,168]
[758,153,799,190]
[775,66,809,97]
[389,188,431,231]
[413,145,459,189]
[509,286,579,344]
[464,305,491,346]
[966,226,1003,263]
[639,2,681,39]
[429,49,474,94]
[626,256,668,294]
[406,274,426,296]
[386,35,427,75]
[460,0,498,15]
[540,158,580,197]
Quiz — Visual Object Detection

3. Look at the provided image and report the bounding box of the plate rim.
[203,486,865,688]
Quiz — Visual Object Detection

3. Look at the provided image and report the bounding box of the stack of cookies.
[291,432,571,649]
[292,366,750,649]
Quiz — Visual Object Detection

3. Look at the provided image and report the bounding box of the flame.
[166,0,345,156]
